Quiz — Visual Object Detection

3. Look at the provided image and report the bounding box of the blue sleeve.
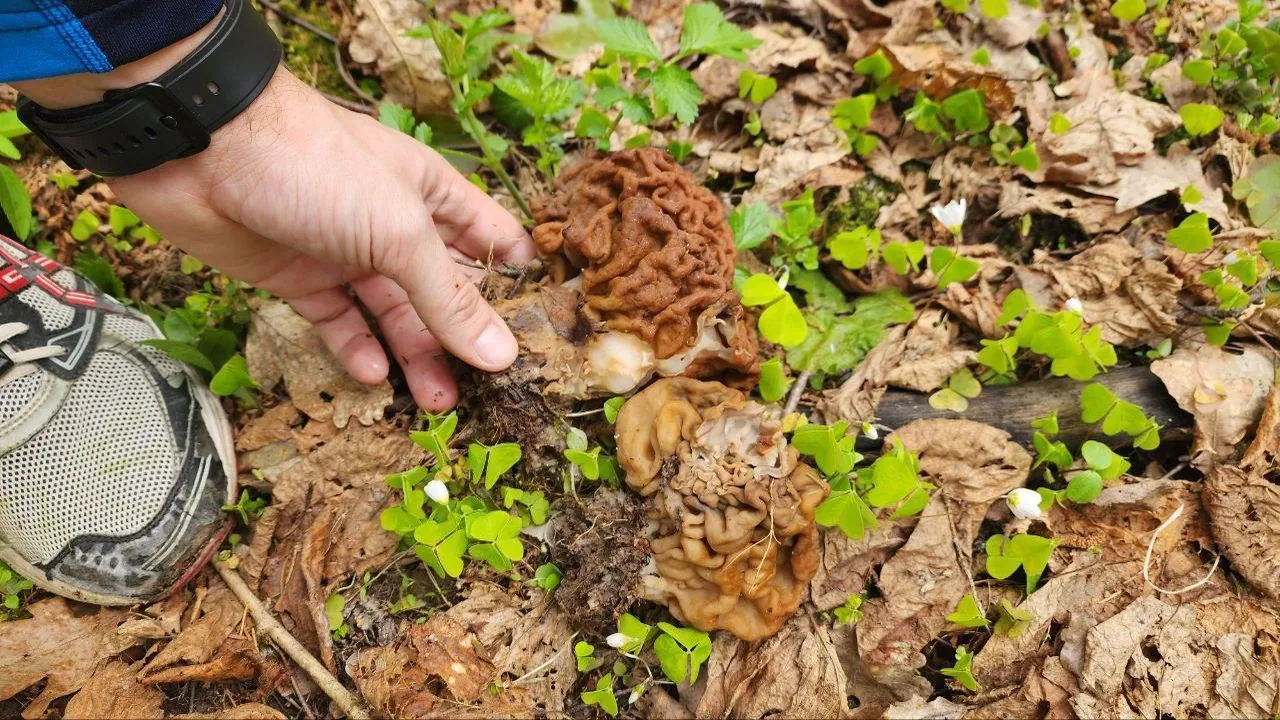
[0,0,225,83]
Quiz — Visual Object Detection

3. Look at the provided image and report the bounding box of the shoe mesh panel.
[101,314,185,380]
[0,351,178,564]
[15,287,74,331]
[0,373,44,435]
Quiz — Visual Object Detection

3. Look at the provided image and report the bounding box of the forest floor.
[2,0,1280,718]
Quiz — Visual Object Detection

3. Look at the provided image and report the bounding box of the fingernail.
[475,322,518,367]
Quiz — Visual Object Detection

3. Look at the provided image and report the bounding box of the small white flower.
[606,632,629,649]
[425,479,450,504]
[628,687,644,704]
[930,198,967,235]
[1006,488,1043,520]
[1223,251,1241,265]
[861,422,879,441]
[1065,297,1084,314]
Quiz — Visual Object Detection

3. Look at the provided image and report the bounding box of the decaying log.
[875,366,1190,447]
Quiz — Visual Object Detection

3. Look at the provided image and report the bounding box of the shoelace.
[0,322,65,386]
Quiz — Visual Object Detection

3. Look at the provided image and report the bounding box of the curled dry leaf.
[1073,594,1280,718]
[882,309,977,393]
[1039,88,1181,186]
[879,44,1016,117]
[996,183,1137,235]
[695,615,850,719]
[345,0,452,115]
[1080,144,1234,226]
[64,661,163,720]
[1151,345,1275,470]
[246,299,392,428]
[1203,389,1280,600]
[809,517,912,612]
[888,419,1031,505]
[693,24,836,104]
[0,599,140,719]
[1015,238,1182,347]
[857,494,967,700]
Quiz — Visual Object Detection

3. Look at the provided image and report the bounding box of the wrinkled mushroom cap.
[533,149,757,382]
[615,378,828,641]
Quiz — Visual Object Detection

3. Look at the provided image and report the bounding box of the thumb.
[380,217,519,373]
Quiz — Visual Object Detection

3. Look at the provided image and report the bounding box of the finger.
[376,214,519,372]
[353,117,535,264]
[350,274,459,411]
[283,285,389,385]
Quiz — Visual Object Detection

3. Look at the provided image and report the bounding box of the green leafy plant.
[409,10,533,218]
[758,357,791,402]
[530,563,563,593]
[929,367,982,412]
[929,246,980,288]
[222,489,268,525]
[577,3,759,150]
[993,598,1033,638]
[653,622,712,685]
[793,421,860,476]
[740,273,808,347]
[325,593,350,641]
[985,533,1059,594]
[0,560,32,618]
[834,594,865,625]
[738,69,778,105]
[786,290,914,379]
[494,50,587,174]
[946,593,990,628]
[941,646,981,691]
[581,674,619,716]
[1181,103,1226,137]
[831,94,880,156]
[467,441,523,489]
[0,112,33,240]
[575,641,603,672]
[1079,383,1162,449]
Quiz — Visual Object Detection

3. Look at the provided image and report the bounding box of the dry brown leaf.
[246,300,392,428]
[345,0,451,115]
[857,495,970,700]
[141,584,248,682]
[883,310,977,392]
[694,24,836,103]
[1151,345,1275,470]
[882,695,968,718]
[810,518,912,612]
[1080,144,1234,226]
[889,420,1031,504]
[696,615,850,719]
[880,44,1016,116]
[821,324,906,424]
[937,282,1005,339]
[1203,389,1280,600]
[1015,238,1182,347]
[1072,595,1280,718]
[1040,88,1181,185]
[173,704,288,720]
[996,183,1137,235]
[0,599,140,719]
[64,661,163,720]
[348,612,499,717]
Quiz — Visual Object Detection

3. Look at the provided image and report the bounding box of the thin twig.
[321,92,375,115]
[258,0,339,42]
[453,256,526,279]
[333,44,383,107]
[784,370,812,415]
[214,561,372,720]
[1141,502,1221,595]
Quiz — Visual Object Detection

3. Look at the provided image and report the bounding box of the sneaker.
[0,234,236,605]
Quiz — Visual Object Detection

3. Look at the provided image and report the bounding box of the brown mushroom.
[532,148,758,388]
[615,378,829,641]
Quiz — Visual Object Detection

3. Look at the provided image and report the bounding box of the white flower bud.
[861,422,880,441]
[1065,297,1084,314]
[1223,251,1241,265]
[606,632,628,649]
[425,479,450,504]
[1006,488,1043,519]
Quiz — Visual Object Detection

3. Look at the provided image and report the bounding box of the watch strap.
[16,0,281,177]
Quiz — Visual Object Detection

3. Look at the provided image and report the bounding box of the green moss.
[270,0,359,100]
[825,176,900,231]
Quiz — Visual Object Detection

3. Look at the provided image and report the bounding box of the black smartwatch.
[17,0,282,177]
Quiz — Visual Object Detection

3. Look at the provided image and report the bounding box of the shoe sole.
[0,370,239,606]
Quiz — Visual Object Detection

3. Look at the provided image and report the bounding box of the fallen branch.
[214,561,372,720]
[873,366,1189,446]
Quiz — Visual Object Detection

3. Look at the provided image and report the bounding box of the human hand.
[41,68,533,411]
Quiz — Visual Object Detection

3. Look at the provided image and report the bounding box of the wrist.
[12,14,221,109]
